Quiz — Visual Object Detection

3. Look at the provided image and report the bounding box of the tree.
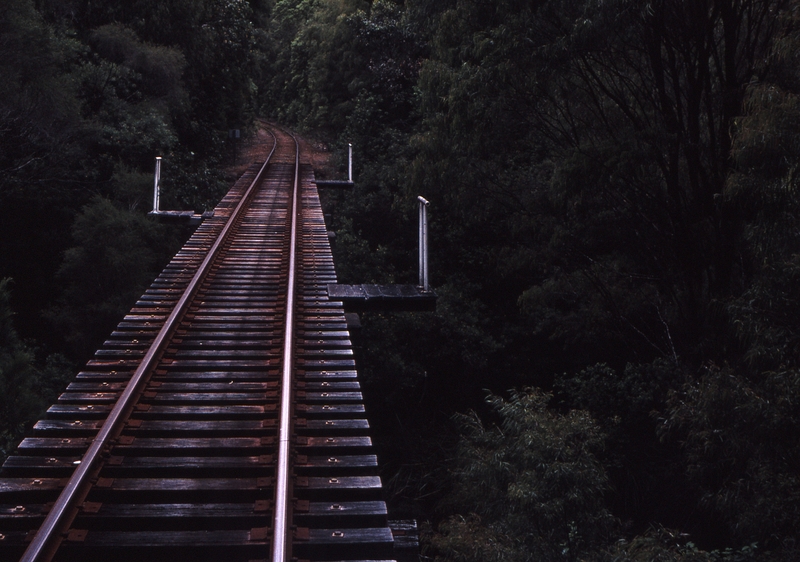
[411,0,792,365]
[662,366,800,550]
[722,2,800,372]
[0,279,39,456]
[46,197,182,360]
[0,0,85,196]
[428,389,616,561]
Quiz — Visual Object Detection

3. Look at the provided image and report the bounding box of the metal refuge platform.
[328,283,436,312]
[148,209,214,225]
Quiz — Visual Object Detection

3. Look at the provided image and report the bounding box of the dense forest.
[3,0,800,559]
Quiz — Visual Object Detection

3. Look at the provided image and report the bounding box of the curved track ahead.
[0,128,395,561]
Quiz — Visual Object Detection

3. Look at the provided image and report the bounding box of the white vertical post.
[418,196,430,291]
[153,156,162,213]
[348,143,353,183]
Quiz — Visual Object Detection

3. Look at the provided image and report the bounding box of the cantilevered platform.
[328,283,436,312]
[315,179,354,188]
[148,210,214,225]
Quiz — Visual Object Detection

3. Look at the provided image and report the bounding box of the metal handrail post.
[348,143,353,183]
[418,196,430,291]
[153,156,162,212]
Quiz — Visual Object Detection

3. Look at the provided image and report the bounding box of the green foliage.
[90,23,186,99]
[428,389,616,561]
[0,0,84,196]
[327,216,396,284]
[413,0,792,366]
[2,0,267,363]
[46,197,182,359]
[31,353,75,409]
[724,256,800,371]
[0,0,271,469]
[0,279,39,454]
[519,265,678,365]
[661,366,800,547]
[723,5,800,372]
[558,360,683,428]
[188,0,261,129]
[278,1,800,559]
[265,0,372,131]
[605,526,763,561]
[77,24,187,173]
[159,151,230,212]
[555,361,700,538]
[4,0,800,558]
[0,280,74,459]
[427,514,531,562]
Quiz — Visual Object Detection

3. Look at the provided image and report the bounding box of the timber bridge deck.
[0,127,410,561]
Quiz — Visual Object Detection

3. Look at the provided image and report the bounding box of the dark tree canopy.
[3,0,800,559]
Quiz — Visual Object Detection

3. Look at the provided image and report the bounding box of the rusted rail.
[0,127,395,561]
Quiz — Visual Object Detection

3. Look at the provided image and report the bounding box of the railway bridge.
[0,127,416,561]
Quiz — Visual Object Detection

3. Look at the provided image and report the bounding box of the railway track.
[0,128,397,561]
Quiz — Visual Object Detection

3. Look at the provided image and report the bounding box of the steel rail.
[271,130,300,562]
[20,133,279,562]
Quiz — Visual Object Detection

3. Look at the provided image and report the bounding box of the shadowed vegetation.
[3,0,800,558]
